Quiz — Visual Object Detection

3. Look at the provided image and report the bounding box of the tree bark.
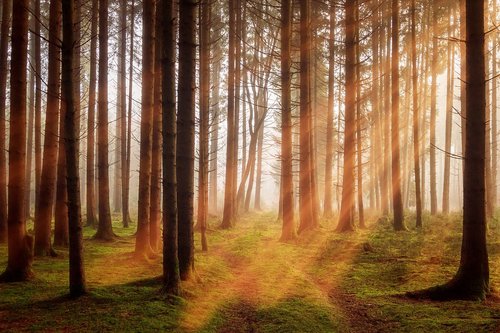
[34,0,61,256]
[0,0,11,243]
[161,0,180,295]
[177,0,197,280]
[62,0,86,297]
[94,0,115,241]
[0,0,34,282]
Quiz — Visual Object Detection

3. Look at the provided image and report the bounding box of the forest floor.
[1,211,500,332]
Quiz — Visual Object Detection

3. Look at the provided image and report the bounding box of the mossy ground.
[0,211,499,332]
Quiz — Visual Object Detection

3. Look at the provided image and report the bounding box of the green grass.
[0,212,499,332]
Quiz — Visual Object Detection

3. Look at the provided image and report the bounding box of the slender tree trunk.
[0,0,11,243]
[337,0,356,232]
[491,0,497,210]
[298,0,315,233]
[177,0,197,280]
[26,13,35,219]
[323,2,335,219]
[221,0,236,229]
[150,1,162,252]
[86,0,98,228]
[34,0,61,256]
[197,0,210,251]
[0,0,34,282]
[411,0,422,228]
[280,0,296,241]
[442,10,454,215]
[135,0,156,257]
[355,2,364,228]
[391,0,405,231]
[254,118,264,211]
[94,0,115,241]
[123,0,135,228]
[119,0,129,228]
[161,0,180,296]
[62,0,86,297]
[429,1,438,215]
[34,0,41,212]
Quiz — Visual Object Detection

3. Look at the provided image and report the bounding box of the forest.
[0,0,499,331]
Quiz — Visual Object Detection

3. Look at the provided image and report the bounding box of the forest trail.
[1,212,499,332]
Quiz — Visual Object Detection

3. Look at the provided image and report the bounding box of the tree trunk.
[161,0,180,296]
[429,0,438,215]
[62,0,86,297]
[323,2,335,219]
[411,0,422,228]
[280,0,296,241]
[221,0,236,229]
[86,0,98,228]
[177,0,196,280]
[94,0,115,241]
[0,0,34,282]
[355,2,364,228]
[197,0,210,251]
[54,100,69,247]
[442,10,454,215]
[34,0,61,256]
[135,0,156,257]
[150,0,162,252]
[337,0,356,232]
[391,0,406,231]
[34,0,42,213]
[0,0,11,243]
[298,0,315,233]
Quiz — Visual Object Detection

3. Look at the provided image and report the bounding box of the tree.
[429,0,438,215]
[337,0,356,232]
[298,0,316,233]
[0,0,34,282]
[62,0,86,297]
[34,0,61,256]
[197,0,210,251]
[86,0,98,228]
[409,0,489,300]
[323,1,335,219]
[161,0,180,296]
[135,0,155,258]
[0,0,11,243]
[411,0,422,228]
[279,0,296,241]
[391,0,405,231]
[221,0,236,229]
[94,0,115,241]
[177,0,197,280]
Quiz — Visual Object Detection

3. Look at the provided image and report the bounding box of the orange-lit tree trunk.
[61,0,86,297]
[135,0,155,257]
[411,0,422,228]
[298,0,316,233]
[280,0,296,241]
[0,0,11,243]
[197,0,210,251]
[221,0,236,229]
[391,0,405,231]
[86,0,98,228]
[355,2,364,228]
[161,0,180,295]
[442,10,454,215]
[337,0,356,232]
[94,0,115,241]
[34,0,42,211]
[429,0,438,215]
[323,2,335,219]
[150,2,162,252]
[0,0,34,282]
[34,0,61,256]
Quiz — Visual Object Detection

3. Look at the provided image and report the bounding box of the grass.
[0,211,499,332]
